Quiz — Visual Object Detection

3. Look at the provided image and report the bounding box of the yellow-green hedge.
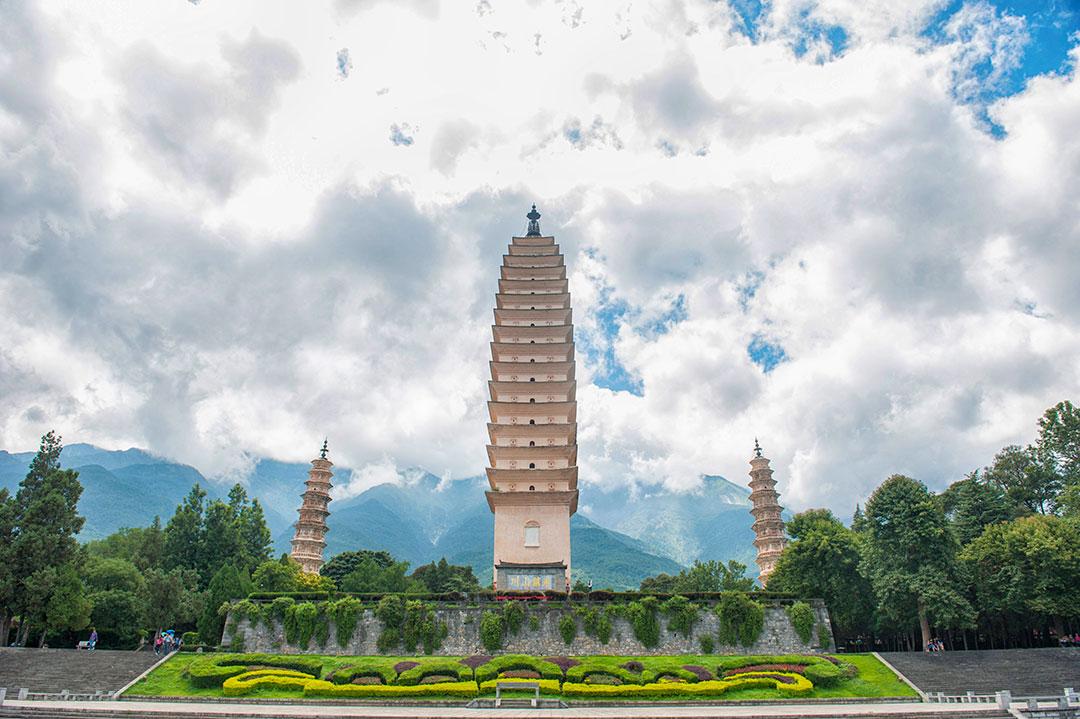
[478,678,563,695]
[561,673,812,698]
[303,680,479,698]
[222,669,314,697]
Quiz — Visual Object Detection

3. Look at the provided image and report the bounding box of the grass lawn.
[125,652,916,701]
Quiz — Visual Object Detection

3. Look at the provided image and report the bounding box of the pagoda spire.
[748,440,787,587]
[526,204,542,236]
[290,440,334,574]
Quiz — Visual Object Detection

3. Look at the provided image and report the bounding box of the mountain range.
[0,443,763,589]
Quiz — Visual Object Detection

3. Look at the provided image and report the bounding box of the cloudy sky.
[1,0,1078,516]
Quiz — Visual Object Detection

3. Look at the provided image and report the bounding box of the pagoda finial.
[320,438,329,460]
[754,438,762,458]
[526,204,541,236]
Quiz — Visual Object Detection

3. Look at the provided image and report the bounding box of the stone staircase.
[880,648,1080,697]
[0,648,160,696]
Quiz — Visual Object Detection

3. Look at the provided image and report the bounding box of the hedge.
[474,655,564,683]
[241,590,804,604]
[303,680,478,698]
[188,653,323,688]
[326,663,396,686]
[803,661,845,687]
[396,659,473,685]
[566,662,644,685]
[715,654,833,671]
[221,669,313,697]
[478,678,562,695]
[560,673,811,698]
[641,662,704,684]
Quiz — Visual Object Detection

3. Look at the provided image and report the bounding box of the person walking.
[88,628,98,651]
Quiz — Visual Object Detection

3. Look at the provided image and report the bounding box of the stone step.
[0,648,161,695]
[879,648,1080,697]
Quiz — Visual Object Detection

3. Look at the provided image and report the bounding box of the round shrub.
[786,601,815,644]
[803,661,844,687]
[480,610,504,651]
[558,614,577,645]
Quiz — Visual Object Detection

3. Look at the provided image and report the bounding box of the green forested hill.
[0,443,760,588]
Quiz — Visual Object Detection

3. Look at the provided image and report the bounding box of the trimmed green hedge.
[221,669,314,697]
[396,659,473,685]
[565,662,643,685]
[478,678,562,695]
[303,680,479,698]
[187,653,323,688]
[561,673,812,698]
[475,655,563,684]
[326,663,396,686]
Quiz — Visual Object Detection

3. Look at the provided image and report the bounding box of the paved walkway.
[879,648,1080,696]
[0,699,1014,718]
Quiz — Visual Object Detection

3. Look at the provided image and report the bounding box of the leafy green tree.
[87,519,165,571]
[340,558,422,594]
[144,567,202,631]
[411,558,481,592]
[984,445,1060,515]
[253,555,304,592]
[767,509,875,641]
[27,564,91,646]
[197,563,253,645]
[941,472,1015,545]
[961,515,1080,638]
[1036,400,1080,486]
[862,475,973,648]
[321,550,394,587]
[200,500,242,581]
[639,560,754,593]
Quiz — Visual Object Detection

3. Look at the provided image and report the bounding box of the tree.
[197,564,252,645]
[163,484,206,576]
[144,567,202,632]
[411,558,481,593]
[1036,400,1080,486]
[0,489,17,645]
[321,550,395,587]
[11,433,85,645]
[862,475,973,648]
[961,515,1080,639]
[24,564,91,646]
[86,519,165,571]
[767,509,875,642]
[84,555,147,647]
[984,445,1060,515]
[340,558,421,594]
[941,472,1015,546]
[639,560,754,593]
[252,555,303,592]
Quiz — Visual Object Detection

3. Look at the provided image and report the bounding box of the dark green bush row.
[245,589,805,604]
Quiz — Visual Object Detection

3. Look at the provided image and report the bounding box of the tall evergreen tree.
[163,484,207,577]
[941,471,1015,546]
[197,564,252,644]
[0,489,17,645]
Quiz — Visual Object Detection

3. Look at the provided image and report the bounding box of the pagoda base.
[495,561,567,592]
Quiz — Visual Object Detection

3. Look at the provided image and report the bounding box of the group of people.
[153,629,182,655]
[925,637,946,652]
[1058,633,1080,647]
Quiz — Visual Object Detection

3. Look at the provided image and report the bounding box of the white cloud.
[1,0,1078,520]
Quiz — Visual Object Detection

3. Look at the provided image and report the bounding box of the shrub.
[560,673,811,698]
[715,592,765,647]
[625,596,661,647]
[786,601,815,644]
[460,655,492,670]
[641,663,700,684]
[715,654,832,671]
[566,662,644,685]
[326,596,363,648]
[222,669,312,697]
[699,634,715,654]
[480,610,504,651]
[283,601,320,648]
[181,631,199,645]
[502,601,525,635]
[475,655,563,684]
[545,656,580,673]
[620,660,644,673]
[721,663,812,677]
[478,678,562,695]
[803,661,843,687]
[393,661,419,674]
[396,660,472,685]
[328,663,395,686]
[682,665,713,681]
[558,614,577,645]
[528,615,540,632]
[661,595,699,637]
[578,606,612,644]
[817,621,831,648]
[187,654,323,688]
[304,680,478,698]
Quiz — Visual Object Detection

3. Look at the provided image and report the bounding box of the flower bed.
[561,673,811,698]
[188,654,323,688]
[222,670,314,697]
[474,654,563,683]
[396,659,473,685]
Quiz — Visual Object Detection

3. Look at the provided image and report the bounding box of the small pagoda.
[290,439,333,574]
[748,439,788,587]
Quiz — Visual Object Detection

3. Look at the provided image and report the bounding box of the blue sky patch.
[748,334,788,372]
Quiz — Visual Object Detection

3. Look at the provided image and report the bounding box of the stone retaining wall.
[223,600,834,656]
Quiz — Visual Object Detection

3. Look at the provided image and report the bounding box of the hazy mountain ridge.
[0,444,762,588]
